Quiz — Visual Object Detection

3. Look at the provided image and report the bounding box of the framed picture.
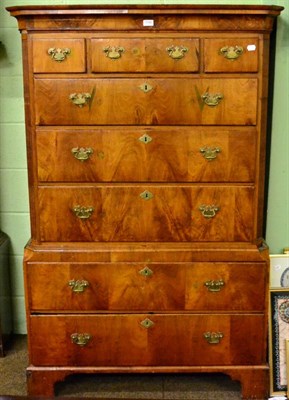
[270,254,289,288]
[286,339,289,397]
[269,289,289,396]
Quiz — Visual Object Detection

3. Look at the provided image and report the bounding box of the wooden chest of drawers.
[7,4,283,398]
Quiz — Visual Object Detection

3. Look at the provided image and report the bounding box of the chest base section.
[24,241,269,398]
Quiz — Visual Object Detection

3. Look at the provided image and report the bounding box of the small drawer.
[29,314,266,366]
[26,262,266,312]
[91,37,199,73]
[38,185,255,242]
[204,38,258,73]
[32,38,86,73]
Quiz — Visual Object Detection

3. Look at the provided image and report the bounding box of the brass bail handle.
[68,279,90,293]
[204,279,225,292]
[204,332,224,344]
[71,333,91,347]
[71,147,94,162]
[166,45,188,60]
[69,93,91,107]
[48,47,71,62]
[220,46,244,60]
[72,206,94,219]
[202,92,223,107]
[103,46,125,59]
[200,147,221,161]
[199,205,220,219]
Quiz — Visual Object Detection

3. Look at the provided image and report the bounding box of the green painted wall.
[0,0,288,333]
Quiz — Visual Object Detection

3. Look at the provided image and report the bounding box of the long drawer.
[26,262,267,312]
[38,185,255,242]
[29,314,266,366]
[36,127,257,183]
[34,78,257,126]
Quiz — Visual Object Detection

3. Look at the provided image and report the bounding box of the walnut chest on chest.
[7,4,283,398]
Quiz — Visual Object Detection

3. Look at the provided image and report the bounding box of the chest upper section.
[28,30,261,129]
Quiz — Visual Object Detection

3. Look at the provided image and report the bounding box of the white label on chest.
[247,44,256,51]
[143,19,154,27]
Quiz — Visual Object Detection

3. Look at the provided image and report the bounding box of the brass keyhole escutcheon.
[140,318,154,329]
[139,83,153,93]
[139,266,153,277]
[139,133,152,144]
[140,190,153,200]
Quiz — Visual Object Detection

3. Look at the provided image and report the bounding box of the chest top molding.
[7,5,283,32]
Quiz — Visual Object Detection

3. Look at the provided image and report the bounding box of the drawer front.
[34,78,257,126]
[27,262,266,312]
[32,38,86,73]
[204,38,258,73]
[91,38,199,72]
[36,127,256,183]
[38,185,255,242]
[29,314,266,366]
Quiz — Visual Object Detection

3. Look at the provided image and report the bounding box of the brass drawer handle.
[166,45,188,60]
[199,205,220,219]
[71,333,91,347]
[140,190,153,200]
[48,47,71,62]
[200,147,221,161]
[201,92,223,107]
[71,147,94,162]
[140,318,154,329]
[139,266,153,277]
[204,279,225,292]
[203,332,224,345]
[220,45,244,60]
[68,279,90,293]
[69,93,91,107]
[72,206,94,219]
[103,46,125,59]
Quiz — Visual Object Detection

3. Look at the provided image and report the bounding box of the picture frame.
[270,254,289,288]
[286,339,289,398]
[269,289,289,396]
